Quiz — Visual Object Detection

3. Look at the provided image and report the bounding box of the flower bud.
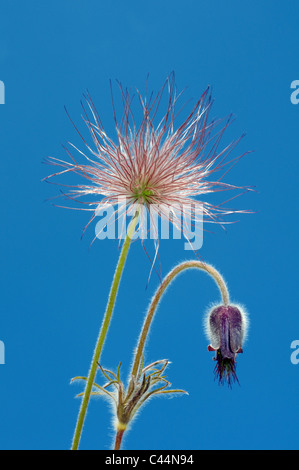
[206,304,248,386]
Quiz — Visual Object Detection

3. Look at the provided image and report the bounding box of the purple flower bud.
[206,305,248,386]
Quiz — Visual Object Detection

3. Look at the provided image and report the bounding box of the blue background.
[0,0,298,450]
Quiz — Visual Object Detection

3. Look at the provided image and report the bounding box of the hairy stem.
[71,212,139,450]
[131,260,229,378]
[114,425,126,450]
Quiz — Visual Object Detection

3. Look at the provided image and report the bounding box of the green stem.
[71,212,139,450]
[131,260,229,379]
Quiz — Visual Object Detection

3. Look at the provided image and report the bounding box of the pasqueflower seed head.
[44,73,251,254]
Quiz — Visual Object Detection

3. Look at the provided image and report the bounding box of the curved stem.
[71,212,139,450]
[131,260,229,379]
